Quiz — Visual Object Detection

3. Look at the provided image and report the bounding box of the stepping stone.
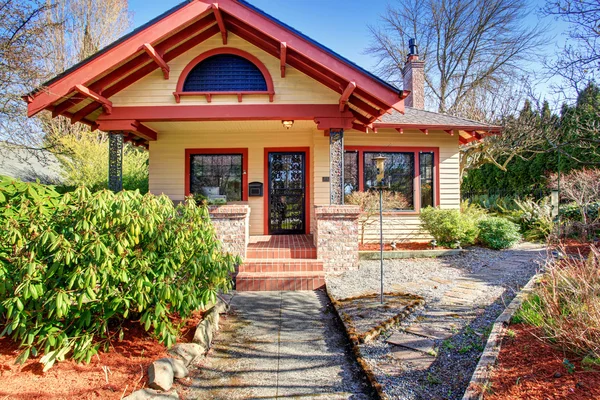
[390,346,435,370]
[405,324,453,340]
[386,332,436,355]
[430,277,451,285]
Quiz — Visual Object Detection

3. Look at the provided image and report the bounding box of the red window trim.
[344,146,440,215]
[263,147,311,235]
[174,48,275,103]
[184,148,249,201]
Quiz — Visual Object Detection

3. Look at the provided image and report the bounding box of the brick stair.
[236,235,325,291]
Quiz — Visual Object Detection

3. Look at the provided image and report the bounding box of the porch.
[209,204,361,291]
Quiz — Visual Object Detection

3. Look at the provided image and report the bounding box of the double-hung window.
[344,147,437,212]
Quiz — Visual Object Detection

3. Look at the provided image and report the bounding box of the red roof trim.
[27,0,213,117]
[97,104,353,122]
[173,47,275,103]
[218,0,403,110]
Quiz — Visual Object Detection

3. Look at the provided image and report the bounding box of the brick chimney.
[402,38,425,109]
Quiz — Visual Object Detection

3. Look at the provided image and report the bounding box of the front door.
[268,151,306,234]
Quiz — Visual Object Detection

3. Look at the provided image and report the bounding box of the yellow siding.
[110,34,340,106]
[147,120,322,235]
[339,129,460,243]
[147,124,460,240]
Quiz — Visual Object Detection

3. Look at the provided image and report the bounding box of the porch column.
[108,131,124,192]
[329,128,344,204]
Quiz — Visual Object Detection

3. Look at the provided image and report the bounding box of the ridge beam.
[142,43,170,80]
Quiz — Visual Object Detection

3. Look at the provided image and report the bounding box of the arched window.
[183,54,267,92]
[174,48,275,103]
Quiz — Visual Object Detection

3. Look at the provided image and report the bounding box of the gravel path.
[327,244,547,400]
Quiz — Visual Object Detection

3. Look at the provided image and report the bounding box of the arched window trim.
[173,48,275,103]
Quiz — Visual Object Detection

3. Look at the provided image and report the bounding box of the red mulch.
[485,323,600,400]
[556,239,595,258]
[359,242,449,251]
[0,311,204,400]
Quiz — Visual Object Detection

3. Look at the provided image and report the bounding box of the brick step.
[235,271,326,291]
[239,258,324,273]
[245,246,317,259]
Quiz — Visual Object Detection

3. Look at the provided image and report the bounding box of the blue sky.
[128,0,569,99]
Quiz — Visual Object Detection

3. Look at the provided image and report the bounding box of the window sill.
[173,90,275,103]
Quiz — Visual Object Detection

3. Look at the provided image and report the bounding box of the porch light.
[374,154,386,186]
[282,120,294,129]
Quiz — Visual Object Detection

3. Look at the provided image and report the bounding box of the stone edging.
[326,289,425,400]
[331,292,425,343]
[462,273,540,400]
[359,249,465,260]
[123,299,229,400]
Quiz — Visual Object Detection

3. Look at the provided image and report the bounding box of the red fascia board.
[51,15,217,116]
[185,148,249,200]
[27,0,212,117]
[218,0,403,109]
[96,104,353,122]
[107,25,221,96]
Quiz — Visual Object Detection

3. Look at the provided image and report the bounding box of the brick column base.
[314,205,360,273]
[208,205,250,260]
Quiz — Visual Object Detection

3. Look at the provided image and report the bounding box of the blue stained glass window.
[183,54,268,92]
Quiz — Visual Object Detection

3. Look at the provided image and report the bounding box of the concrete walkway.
[177,291,373,400]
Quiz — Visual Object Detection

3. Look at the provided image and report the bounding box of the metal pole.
[380,186,384,304]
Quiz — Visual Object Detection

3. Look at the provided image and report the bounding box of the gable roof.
[24,0,407,134]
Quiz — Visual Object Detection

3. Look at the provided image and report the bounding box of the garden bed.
[485,323,600,399]
[0,311,203,399]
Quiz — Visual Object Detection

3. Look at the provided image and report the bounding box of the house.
[24,0,499,290]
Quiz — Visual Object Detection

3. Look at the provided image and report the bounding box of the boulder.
[148,359,174,391]
[123,388,179,399]
[164,357,188,379]
[168,343,205,367]
[193,318,214,349]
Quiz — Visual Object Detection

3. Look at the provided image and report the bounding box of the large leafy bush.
[419,207,479,248]
[477,217,521,249]
[0,177,237,369]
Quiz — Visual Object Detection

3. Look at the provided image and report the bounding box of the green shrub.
[419,207,479,248]
[0,177,238,369]
[506,197,555,242]
[477,217,521,249]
